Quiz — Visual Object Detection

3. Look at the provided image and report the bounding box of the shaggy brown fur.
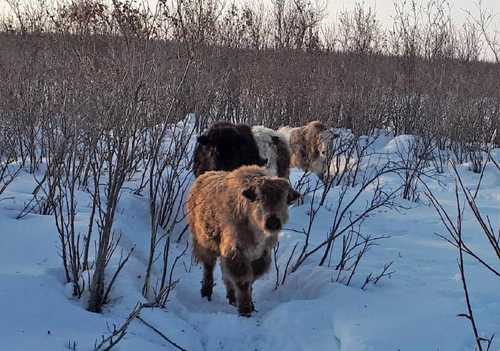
[280,121,336,178]
[187,165,300,316]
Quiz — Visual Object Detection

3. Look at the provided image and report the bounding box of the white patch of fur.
[252,125,290,177]
[245,228,278,261]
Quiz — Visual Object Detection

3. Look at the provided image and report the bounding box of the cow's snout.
[265,215,281,231]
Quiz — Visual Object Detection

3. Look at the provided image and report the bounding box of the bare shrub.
[422,162,498,350]
[141,112,195,302]
[271,0,326,50]
[466,0,500,64]
[93,299,187,351]
[337,2,383,55]
[286,160,401,287]
[138,118,196,303]
[0,113,22,197]
[392,135,438,202]
[87,124,138,312]
[13,114,70,219]
[322,130,383,192]
[52,124,87,298]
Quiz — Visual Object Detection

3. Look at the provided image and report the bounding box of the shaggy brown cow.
[279,121,338,179]
[187,165,300,316]
[192,122,267,177]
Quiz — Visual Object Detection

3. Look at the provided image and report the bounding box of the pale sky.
[326,0,500,28]
[1,0,499,35]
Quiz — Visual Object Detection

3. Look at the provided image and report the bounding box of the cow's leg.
[201,258,216,301]
[221,264,236,306]
[193,240,217,301]
[251,250,272,279]
[234,280,254,317]
[221,251,254,317]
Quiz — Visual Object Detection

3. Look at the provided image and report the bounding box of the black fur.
[192,122,267,177]
[251,251,272,278]
[242,187,257,202]
[224,251,249,277]
[272,135,291,178]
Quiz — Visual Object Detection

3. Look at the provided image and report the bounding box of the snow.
[0,124,499,351]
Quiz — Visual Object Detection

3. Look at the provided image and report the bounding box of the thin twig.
[136,316,188,351]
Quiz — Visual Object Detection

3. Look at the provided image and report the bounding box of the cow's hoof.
[201,285,213,301]
[238,302,254,317]
[227,290,236,306]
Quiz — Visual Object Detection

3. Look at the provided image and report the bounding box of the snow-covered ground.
[0,128,499,351]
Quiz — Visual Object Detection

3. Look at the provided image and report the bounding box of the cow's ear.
[197,135,210,145]
[242,186,257,202]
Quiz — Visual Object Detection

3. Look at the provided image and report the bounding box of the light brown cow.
[186,165,300,316]
[279,121,338,180]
